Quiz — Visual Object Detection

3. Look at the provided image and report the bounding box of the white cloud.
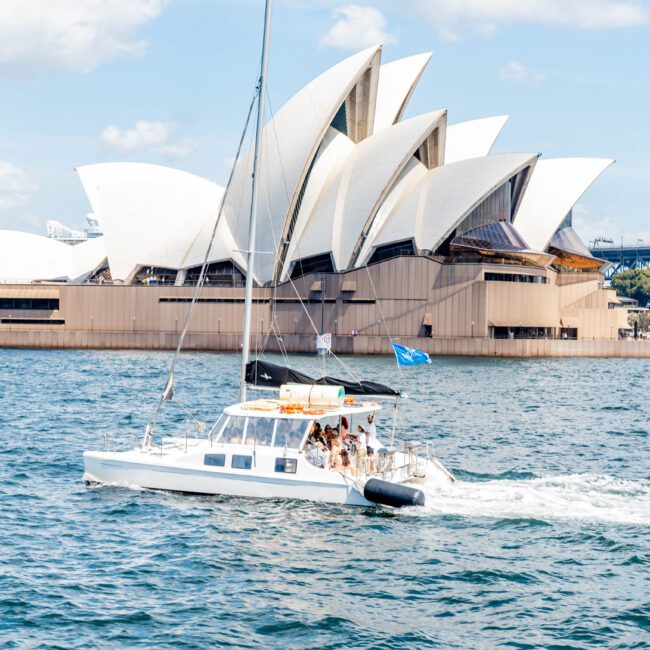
[154,138,195,159]
[0,0,168,74]
[0,162,38,209]
[100,120,195,159]
[321,5,397,50]
[101,120,176,152]
[411,0,650,40]
[500,60,546,84]
[573,203,650,247]
[17,210,43,230]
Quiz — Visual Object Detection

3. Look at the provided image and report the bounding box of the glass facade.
[489,326,555,339]
[485,272,547,284]
[330,103,348,136]
[133,266,177,285]
[453,222,528,253]
[290,253,334,279]
[183,261,245,288]
[0,298,59,310]
[368,240,416,265]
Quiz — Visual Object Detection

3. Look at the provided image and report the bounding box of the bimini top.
[245,359,401,398]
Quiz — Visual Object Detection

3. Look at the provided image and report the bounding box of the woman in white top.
[354,425,368,476]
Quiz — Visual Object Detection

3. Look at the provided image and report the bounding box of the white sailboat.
[82,0,455,508]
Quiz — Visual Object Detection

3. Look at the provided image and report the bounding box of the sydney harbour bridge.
[589,238,650,279]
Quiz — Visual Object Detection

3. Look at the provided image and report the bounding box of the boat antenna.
[240,0,273,403]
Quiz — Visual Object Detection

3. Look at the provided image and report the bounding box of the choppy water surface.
[1,349,649,648]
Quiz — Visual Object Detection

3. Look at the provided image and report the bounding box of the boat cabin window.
[245,417,276,446]
[275,419,309,449]
[204,453,226,467]
[275,458,297,474]
[231,454,253,470]
[218,416,247,444]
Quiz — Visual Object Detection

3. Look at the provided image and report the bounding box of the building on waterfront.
[0,45,639,356]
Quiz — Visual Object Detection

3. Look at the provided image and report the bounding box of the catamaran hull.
[83,451,372,506]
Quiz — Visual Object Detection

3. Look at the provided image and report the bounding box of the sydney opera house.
[0,46,640,356]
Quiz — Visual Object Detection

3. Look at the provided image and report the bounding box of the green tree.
[610,268,650,306]
[629,311,650,333]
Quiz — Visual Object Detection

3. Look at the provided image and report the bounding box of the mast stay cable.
[143,91,258,447]
[257,91,368,387]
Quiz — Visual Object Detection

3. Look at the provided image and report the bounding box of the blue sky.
[0,0,649,246]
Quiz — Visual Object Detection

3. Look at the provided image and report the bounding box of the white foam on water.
[421,473,650,525]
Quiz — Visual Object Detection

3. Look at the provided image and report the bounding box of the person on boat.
[353,425,368,476]
[366,424,385,473]
[329,433,343,470]
[306,440,328,469]
[307,422,326,448]
[340,416,349,442]
[340,448,355,477]
[323,424,334,448]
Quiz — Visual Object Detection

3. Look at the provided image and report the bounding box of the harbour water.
[1,349,648,648]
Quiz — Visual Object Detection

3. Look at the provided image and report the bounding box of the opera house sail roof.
[0,46,613,286]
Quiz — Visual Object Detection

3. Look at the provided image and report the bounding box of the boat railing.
[103,429,142,452]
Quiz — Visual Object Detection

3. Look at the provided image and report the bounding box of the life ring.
[303,408,326,416]
[280,403,304,414]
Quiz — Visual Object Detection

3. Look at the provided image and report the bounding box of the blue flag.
[391,343,432,366]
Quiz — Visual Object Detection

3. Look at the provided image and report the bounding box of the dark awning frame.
[245,359,401,398]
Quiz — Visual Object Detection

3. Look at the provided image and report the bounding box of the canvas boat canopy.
[245,359,401,398]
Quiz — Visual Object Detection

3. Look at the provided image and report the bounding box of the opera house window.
[184,261,245,287]
[484,272,546,284]
[489,326,554,339]
[0,298,59,310]
[133,266,177,285]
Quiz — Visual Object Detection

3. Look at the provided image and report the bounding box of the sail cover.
[246,360,401,398]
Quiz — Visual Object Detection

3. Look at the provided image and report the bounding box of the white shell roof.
[292,110,447,271]
[279,127,356,281]
[373,53,432,132]
[356,157,429,266]
[223,45,382,284]
[373,152,539,253]
[444,116,509,164]
[0,230,106,282]
[76,163,242,282]
[514,157,614,251]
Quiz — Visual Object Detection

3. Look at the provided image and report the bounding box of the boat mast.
[240,0,273,403]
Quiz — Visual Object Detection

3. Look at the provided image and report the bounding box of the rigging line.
[261,87,298,363]
[263,88,369,387]
[146,90,258,441]
[255,94,284,361]
[266,85,321,284]
[362,260,405,388]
